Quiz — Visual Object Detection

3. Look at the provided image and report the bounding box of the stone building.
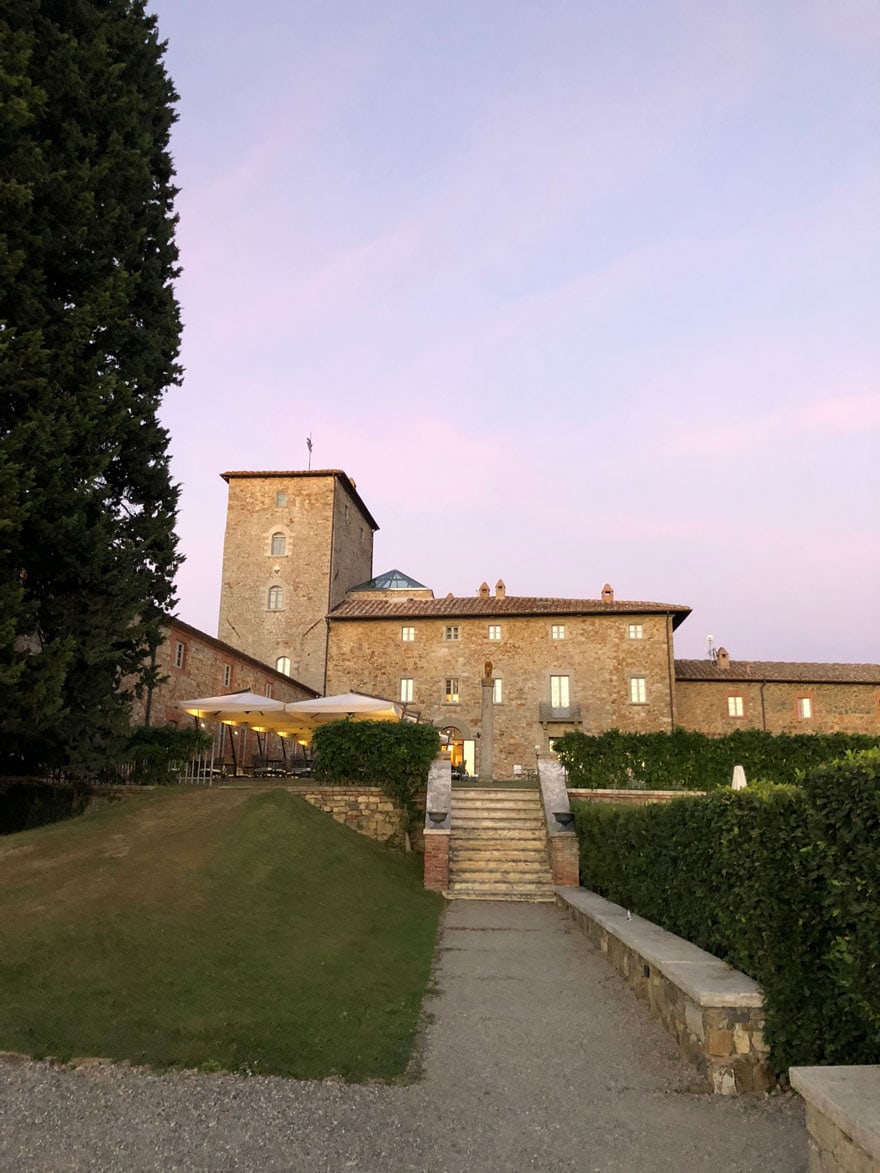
[214,468,880,776]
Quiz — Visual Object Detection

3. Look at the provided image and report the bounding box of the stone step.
[450,846,549,860]
[451,831,547,845]
[449,869,554,885]
[447,882,557,902]
[452,814,544,826]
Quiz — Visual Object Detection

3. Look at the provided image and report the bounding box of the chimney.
[479,582,490,598]
[717,648,730,669]
[495,579,506,599]
[601,583,614,602]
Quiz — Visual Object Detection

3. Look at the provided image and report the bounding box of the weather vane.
[306,434,313,470]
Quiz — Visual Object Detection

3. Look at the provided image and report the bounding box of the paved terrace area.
[0,902,807,1172]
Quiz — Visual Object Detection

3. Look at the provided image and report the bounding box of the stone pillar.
[480,677,494,782]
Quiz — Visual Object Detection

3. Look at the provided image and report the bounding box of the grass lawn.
[0,788,443,1080]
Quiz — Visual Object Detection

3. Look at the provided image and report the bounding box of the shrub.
[121,724,212,785]
[555,727,879,790]
[311,721,440,827]
[573,750,880,1072]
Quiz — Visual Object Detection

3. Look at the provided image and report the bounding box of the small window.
[223,664,231,688]
[628,624,643,640]
[797,697,813,719]
[630,676,647,704]
[728,695,744,718]
[551,624,565,640]
[400,678,414,703]
[267,586,283,611]
[493,678,503,704]
[444,677,460,703]
[550,675,570,708]
[401,626,415,642]
[270,532,286,556]
[275,491,287,506]
[173,641,185,669]
[443,625,460,641]
[265,683,273,698]
[276,656,291,676]
[488,624,501,641]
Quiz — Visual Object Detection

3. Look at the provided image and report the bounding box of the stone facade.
[218,471,376,692]
[676,677,880,736]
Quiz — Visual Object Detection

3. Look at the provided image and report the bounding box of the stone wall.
[675,679,880,736]
[327,611,676,778]
[218,471,374,692]
[293,786,406,846]
[568,788,704,806]
[790,1067,880,1173]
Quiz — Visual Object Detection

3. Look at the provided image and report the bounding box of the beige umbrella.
[284,691,403,725]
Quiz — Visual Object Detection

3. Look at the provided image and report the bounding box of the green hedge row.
[311,720,440,827]
[554,727,880,790]
[572,750,880,1073]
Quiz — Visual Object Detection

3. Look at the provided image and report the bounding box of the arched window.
[267,586,283,611]
[276,656,291,676]
[270,532,286,556]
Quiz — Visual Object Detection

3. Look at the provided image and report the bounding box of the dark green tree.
[0,1,182,778]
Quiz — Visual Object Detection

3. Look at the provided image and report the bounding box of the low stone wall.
[790,1066,880,1173]
[292,787,408,847]
[568,788,704,805]
[557,887,773,1095]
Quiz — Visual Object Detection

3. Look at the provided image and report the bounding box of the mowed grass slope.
[0,788,443,1080]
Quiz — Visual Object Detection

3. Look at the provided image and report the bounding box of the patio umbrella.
[177,689,289,724]
[284,691,403,725]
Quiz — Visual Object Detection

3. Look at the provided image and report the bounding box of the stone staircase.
[447,788,556,901]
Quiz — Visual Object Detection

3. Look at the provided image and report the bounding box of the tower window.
[270,532,286,556]
[267,586,283,611]
[276,656,291,676]
[275,491,287,506]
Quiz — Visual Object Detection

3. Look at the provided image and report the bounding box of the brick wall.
[675,680,880,735]
[326,610,676,777]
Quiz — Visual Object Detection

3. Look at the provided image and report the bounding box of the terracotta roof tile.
[330,596,692,626]
[675,660,880,684]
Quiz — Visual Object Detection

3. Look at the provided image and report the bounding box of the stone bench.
[790,1066,880,1173]
[556,886,772,1095]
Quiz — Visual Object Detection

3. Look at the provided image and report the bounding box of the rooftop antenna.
[306,434,313,471]
[706,634,717,662]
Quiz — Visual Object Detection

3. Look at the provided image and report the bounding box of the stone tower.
[218,470,378,692]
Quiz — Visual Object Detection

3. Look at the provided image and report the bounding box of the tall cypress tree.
[0,1,182,777]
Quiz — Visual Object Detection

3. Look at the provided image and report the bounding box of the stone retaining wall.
[790,1066,880,1173]
[292,787,409,847]
[568,788,704,805]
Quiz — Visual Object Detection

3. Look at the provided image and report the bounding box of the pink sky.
[149,0,880,664]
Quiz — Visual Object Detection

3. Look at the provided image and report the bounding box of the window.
[550,675,570,708]
[265,683,273,698]
[493,678,503,704]
[223,664,231,688]
[401,626,415,642]
[797,697,813,720]
[173,641,185,669]
[444,677,460,703]
[630,676,647,704]
[551,624,565,640]
[275,491,287,506]
[728,695,744,718]
[267,586,283,611]
[488,624,501,641]
[443,625,460,641]
[270,532,286,556]
[628,624,643,640]
[276,656,291,676]
[400,678,414,703]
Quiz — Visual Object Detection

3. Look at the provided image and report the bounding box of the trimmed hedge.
[555,727,880,790]
[573,750,880,1073]
[311,720,440,827]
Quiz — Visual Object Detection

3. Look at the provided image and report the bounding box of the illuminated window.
[630,676,647,704]
[493,678,503,704]
[797,697,813,719]
[443,625,460,641]
[401,626,415,642]
[628,624,643,639]
[400,678,413,703]
[444,678,460,703]
[270,532,286,556]
[488,624,501,641]
[551,624,565,640]
[550,675,569,708]
[276,656,291,676]
[728,696,744,718]
[267,586,283,611]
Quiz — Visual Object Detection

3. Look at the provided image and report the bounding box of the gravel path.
[0,901,807,1171]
